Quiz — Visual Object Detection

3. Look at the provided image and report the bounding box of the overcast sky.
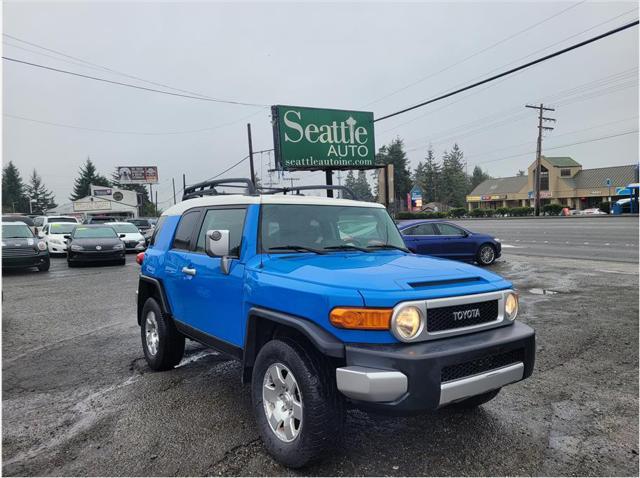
[3,0,638,207]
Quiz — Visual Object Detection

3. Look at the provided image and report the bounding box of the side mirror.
[119,234,126,238]
[38,231,45,238]
[64,235,71,240]
[205,229,231,274]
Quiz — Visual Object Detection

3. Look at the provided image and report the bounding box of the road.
[2,243,638,475]
[449,216,638,263]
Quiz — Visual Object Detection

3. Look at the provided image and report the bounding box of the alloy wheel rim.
[262,363,303,442]
[481,246,494,264]
[145,311,159,356]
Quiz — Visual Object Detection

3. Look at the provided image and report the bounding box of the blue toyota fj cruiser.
[137,179,535,467]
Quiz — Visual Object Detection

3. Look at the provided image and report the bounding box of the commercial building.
[49,185,139,221]
[466,157,638,211]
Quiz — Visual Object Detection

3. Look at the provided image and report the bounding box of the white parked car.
[581,208,607,215]
[33,215,80,232]
[105,222,146,251]
[40,222,78,255]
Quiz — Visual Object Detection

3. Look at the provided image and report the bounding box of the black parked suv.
[2,221,50,272]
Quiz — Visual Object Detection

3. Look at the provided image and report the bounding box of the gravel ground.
[2,253,638,476]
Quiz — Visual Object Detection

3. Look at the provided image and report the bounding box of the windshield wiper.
[366,244,410,253]
[324,244,372,253]
[268,245,326,255]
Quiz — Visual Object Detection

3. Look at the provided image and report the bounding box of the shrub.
[448,208,467,218]
[495,207,510,217]
[396,211,447,220]
[469,208,486,217]
[509,206,534,216]
[599,201,610,214]
[542,204,564,216]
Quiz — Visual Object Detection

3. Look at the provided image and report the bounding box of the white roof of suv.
[163,194,384,217]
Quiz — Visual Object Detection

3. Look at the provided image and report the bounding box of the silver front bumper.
[336,366,408,402]
[439,362,524,406]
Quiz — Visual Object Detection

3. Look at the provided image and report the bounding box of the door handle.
[181,266,196,276]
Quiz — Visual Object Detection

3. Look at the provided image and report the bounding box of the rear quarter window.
[148,216,167,247]
[171,210,201,250]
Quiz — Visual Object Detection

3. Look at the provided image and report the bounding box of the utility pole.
[182,174,186,192]
[172,178,177,205]
[525,103,555,216]
[325,170,333,198]
[247,123,256,185]
[155,191,158,217]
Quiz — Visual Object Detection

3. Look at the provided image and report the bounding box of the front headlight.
[392,305,424,341]
[50,238,61,245]
[70,244,84,251]
[113,243,124,250]
[37,241,47,251]
[505,292,519,321]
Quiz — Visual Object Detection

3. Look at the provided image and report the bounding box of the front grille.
[427,299,499,332]
[441,349,524,382]
[2,247,37,257]
[125,241,137,248]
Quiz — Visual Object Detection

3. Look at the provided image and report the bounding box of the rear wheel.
[449,389,501,409]
[141,297,185,371]
[476,244,496,266]
[251,339,344,468]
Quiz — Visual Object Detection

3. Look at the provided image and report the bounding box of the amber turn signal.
[330,307,392,330]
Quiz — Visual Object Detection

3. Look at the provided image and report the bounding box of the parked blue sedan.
[397,220,501,266]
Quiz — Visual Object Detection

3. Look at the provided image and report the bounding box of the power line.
[2,56,267,107]
[472,130,638,167]
[3,33,225,100]
[362,1,586,108]
[374,19,639,122]
[3,109,267,136]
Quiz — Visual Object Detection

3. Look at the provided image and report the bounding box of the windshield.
[73,226,117,239]
[260,204,406,253]
[110,223,139,233]
[49,217,77,223]
[49,223,77,235]
[2,224,34,238]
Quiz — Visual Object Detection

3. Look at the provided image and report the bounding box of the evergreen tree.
[469,165,491,192]
[344,170,357,198]
[376,138,412,204]
[70,158,110,201]
[26,169,57,214]
[440,143,469,207]
[414,148,441,203]
[353,170,374,202]
[2,161,27,213]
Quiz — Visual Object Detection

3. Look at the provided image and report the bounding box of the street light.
[28,197,37,214]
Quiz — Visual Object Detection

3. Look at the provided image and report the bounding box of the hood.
[2,236,38,250]
[260,251,507,294]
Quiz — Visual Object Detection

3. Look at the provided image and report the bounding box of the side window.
[195,208,247,256]
[436,223,466,236]
[405,223,437,236]
[149,216,167,247]
[172,210,201,250]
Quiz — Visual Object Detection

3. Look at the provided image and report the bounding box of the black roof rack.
[258,185,357,200]
[182,178,257,200]
[181,178,358,201]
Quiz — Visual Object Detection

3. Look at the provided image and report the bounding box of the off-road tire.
[141,297,185,371]
[37,258,50,272]
[476,243,496,266]
[251,339,345,468]
[448,388,501,409]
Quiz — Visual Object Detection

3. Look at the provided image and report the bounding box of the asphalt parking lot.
[2,220,639,476]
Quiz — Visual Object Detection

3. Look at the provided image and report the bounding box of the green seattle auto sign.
[271,105,375,170]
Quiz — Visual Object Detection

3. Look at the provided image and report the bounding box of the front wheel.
[251,339,345,468]
[37,258,50,272]
[140,297,185,371]
[476,244,496,266]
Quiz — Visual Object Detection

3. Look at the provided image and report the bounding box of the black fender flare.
[137,275,172,324]
[242,307,345,381]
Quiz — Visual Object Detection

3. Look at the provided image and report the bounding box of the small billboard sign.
[271,105,375,171]
[116,166,158,184]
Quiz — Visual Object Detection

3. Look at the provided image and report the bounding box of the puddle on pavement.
[529,288,559,295]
